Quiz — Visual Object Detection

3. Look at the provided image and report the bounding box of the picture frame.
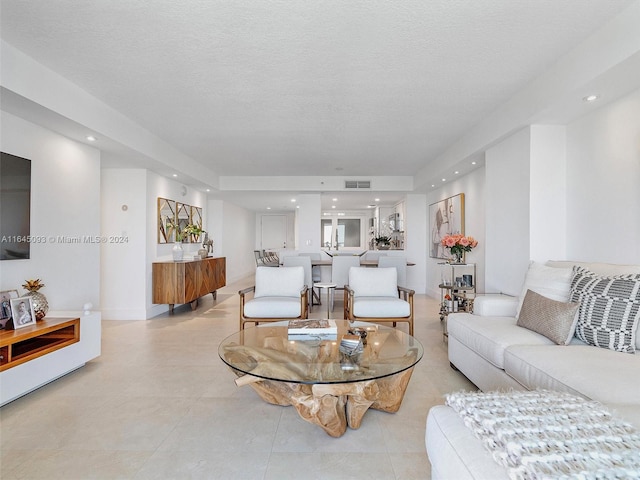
[429,193,465,260]
[0,289,19,329]
[10,296,37,329]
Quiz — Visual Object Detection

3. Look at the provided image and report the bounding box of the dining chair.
[344,267,415,335]
[331,256,360,290]
[239,266,308,330]
[299,253,323,304]
[378,256,407,288]
[283,256,318,308]
[364,252,388,262]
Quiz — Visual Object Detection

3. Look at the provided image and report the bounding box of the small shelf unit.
[0,317,80,371]
[438,263,476,341]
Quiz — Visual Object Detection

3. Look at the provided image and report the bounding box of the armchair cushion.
[254,266,304,298]
[352,297,411,318]
[244,297,303,318]
[349,267,398,297]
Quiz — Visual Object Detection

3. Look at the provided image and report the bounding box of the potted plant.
[182,224,204,243]
[375,235,392,250]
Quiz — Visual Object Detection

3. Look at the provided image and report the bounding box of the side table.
[314,282,336,318]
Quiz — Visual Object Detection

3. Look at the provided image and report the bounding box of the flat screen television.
[0,152,31,260]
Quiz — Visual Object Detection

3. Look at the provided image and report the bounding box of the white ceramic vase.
[172,242,184,261]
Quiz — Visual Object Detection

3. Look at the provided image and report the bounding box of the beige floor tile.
[0,274,477,479]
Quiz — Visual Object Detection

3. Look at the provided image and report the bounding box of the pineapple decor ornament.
[22,279,49,320]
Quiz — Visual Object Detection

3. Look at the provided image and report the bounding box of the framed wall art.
[429,193,465,260]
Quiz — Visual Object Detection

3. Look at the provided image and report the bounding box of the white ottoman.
[426,405,509,480]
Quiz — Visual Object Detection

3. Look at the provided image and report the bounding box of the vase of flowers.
[441,234,478,264]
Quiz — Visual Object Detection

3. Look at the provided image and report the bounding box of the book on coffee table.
[288,319,338,339]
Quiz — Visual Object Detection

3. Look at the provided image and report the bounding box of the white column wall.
[566,88,640,265]
[0,111,101,310]
[485,127,531,296]
[219,200,257,284]
[296,194,322,253]
[404,194,427,294]
[529,125,567,263]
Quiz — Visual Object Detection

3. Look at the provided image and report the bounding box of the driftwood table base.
[234,367,415,437]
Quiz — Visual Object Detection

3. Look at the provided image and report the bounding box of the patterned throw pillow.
[569,266,640,353]
[517,289,579,345]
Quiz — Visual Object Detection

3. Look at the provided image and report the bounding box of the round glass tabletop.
[218,320,423,385]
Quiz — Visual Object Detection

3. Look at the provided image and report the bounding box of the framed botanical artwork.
[429,193,465,260]
[10,296,37,329]
[0,289,19,329]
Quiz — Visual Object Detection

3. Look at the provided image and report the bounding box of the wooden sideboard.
[153,257,226,312]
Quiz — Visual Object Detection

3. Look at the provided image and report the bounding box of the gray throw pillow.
[516,289,579,345]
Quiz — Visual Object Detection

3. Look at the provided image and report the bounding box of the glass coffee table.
[218,320,423,437]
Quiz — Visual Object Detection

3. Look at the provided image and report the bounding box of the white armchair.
[344,267,415,335]
[239,266,308,330]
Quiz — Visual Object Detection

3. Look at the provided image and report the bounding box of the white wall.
[100,169,147,319]
[485,127,531,295]
[0,112,101,310]
[404,194,427,294]
[566,88,640,264]
[426,168,486,297]
[296,194,322,253]
[529,125,567,263]
[221,201,257,283]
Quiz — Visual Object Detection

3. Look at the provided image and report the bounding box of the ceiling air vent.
[345,180,371,189]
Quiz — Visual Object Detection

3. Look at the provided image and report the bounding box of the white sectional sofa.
[426,261,640,479]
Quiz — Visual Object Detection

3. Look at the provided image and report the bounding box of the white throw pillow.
[516,261,573,319]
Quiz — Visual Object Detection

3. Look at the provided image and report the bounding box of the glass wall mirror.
[157,198,176,244]
[176,202,191,242]
[190,206,203,243]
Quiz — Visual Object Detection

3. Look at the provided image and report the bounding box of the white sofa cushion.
[447,314,553,369]
[504,344,640,405]
[473,294,518,317]
[516,289,579,345]
[254,266,304,298]
[515,261,573,318]
[349,267,398,297]
[243,297,302,318]
[569,266,640,353]
[352,297,410,318]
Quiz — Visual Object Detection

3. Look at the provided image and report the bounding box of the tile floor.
[0,275,476,479]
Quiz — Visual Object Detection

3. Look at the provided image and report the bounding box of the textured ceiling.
[0,0,635,210]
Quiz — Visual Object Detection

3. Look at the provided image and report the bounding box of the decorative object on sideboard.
[441,234,478,264]
[0,289,19,329]
[202,231,213,257]
[374,235,391,250]
[172,241,184,261]
[10,296,37,329]
[22,279,48,320]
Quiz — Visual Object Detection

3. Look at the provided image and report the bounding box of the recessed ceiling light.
[332,205,336,209]
[374,198,380,202]
[471,161,477,165]
[367,204,376,208]
[290,199,296,203]
[86,135,96,142]
[296,205,299,209]
[431,184,435,187]
[266,207,271,210]
[583,94,599,102]
[442,178,446,182]
[206,189,210,192]
[332,198,337,202]
[454,171,459,175]
[172,174,178,178]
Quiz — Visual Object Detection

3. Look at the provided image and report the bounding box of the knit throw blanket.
[445,390,640,479]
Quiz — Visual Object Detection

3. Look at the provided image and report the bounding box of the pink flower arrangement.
[441,234,478,262]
